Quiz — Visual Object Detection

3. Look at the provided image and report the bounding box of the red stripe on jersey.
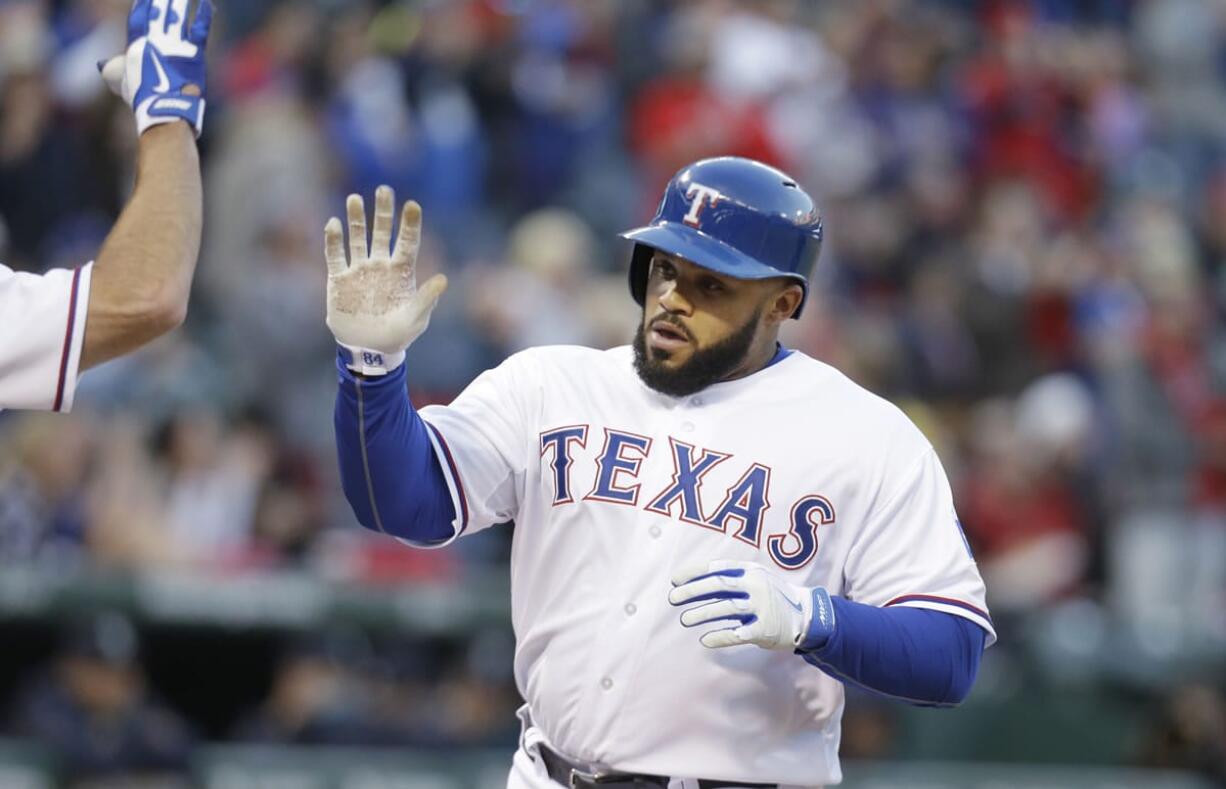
[52,266,84,412]
[884,594,991,622]
[426,422,470,533]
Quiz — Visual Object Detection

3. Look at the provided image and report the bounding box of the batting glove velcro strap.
[668,560,815,651]
[99,0,213,137]
[796,586,836,652]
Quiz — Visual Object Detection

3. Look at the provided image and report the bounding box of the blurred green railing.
[0,739,54,789]
[0,566,512,635]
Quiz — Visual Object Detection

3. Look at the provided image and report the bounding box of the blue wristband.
[797,587,836,651]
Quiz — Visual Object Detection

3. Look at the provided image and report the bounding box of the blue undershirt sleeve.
[333,353,456,545]
[798,596,986,707]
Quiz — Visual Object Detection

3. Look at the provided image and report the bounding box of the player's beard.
[632,308,761,397]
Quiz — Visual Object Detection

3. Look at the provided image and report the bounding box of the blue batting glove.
[99,0,213,137]
[669,560,836,651]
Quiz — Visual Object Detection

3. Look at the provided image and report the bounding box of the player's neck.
[718,338,781,385]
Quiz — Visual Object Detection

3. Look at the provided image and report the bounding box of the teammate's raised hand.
[669,560,835,651]
[325,186,448,375]
[99,0,213,137]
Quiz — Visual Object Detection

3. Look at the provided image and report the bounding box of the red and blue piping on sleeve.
[52,266,86,412]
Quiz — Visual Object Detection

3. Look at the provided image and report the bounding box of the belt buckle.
[568,766,610,788]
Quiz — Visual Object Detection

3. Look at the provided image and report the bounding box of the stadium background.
[1,0,1225,786]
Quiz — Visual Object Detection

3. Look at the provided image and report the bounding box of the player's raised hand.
[99,0,213,137]
[669,560,835,651]
[325,186,449,375]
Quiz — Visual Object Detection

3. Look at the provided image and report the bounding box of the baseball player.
[0,0,212,412]
[327,158,994,788]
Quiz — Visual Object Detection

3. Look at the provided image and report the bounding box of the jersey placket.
[573,396,705,764]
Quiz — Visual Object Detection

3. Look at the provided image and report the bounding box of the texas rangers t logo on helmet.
[683,183,722,227]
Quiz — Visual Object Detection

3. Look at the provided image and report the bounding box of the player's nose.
[658,281,692,316]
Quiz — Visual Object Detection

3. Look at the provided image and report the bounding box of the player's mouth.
[649,319,692,351]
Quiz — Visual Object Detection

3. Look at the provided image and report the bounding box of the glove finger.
[413,274,449,311]
[403,275,448,343]
[670,561,713,588]
[189,0,214,46]
[99,55,126,97]
[699,627,748,649]
[324,217,347,275]
[679,599,754,628]
[392,199,423,271]
[667,574,746,607]
[165,0,191,40]
[670,561,745,588]
[346,194,369,264]
[128,0,153,43]
[371,185,395,259]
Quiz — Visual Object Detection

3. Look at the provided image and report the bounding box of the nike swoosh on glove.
[99,0,213,137]
[669,559,835,651]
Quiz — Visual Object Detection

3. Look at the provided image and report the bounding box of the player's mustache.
[649,316,694,342]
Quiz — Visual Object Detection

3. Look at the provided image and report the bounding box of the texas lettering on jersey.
[540,425,833,570]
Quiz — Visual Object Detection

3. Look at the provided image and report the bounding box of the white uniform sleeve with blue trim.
[843,446,996,645]
[417,349,540,538]
[0,262,93,413]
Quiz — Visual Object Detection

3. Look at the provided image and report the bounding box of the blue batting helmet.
[621,157,823,318]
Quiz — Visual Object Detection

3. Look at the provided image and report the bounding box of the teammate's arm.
[0,0,212,412]
[83,0,214,369]
[80,122,200,369]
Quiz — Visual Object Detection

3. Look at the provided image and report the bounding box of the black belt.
[537,744,777,789]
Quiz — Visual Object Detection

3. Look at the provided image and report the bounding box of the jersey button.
[624,602,637,616]
[680,421,695,432]
[691,397,704,406]
[601,677,614,690]
[649,524,662,539]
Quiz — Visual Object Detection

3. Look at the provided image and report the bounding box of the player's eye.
[702,278,726,294]
[654,260,677,279]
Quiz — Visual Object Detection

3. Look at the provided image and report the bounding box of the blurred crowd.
[3,0,1226,782]
[2,609,518,784]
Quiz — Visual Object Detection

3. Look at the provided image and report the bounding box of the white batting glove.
[325,186,448,376]
[99,0,212,137]
[669,560,836,651]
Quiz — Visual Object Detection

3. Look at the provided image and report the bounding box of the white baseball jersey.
[0,262,93,412]
[419,345,994,788]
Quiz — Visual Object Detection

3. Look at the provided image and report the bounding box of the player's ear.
[767,283,804,324]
